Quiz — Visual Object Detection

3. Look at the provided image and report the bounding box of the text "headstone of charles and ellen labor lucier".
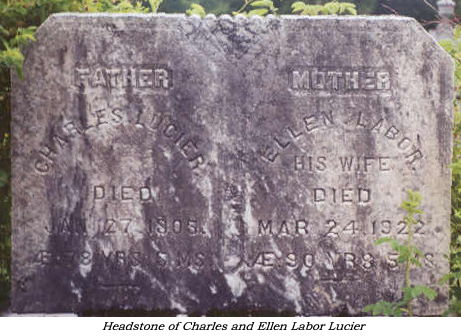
[11,13,453,315]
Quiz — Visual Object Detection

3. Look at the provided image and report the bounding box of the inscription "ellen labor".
[290,68,391,91]
[261,110,423,168]
[75,66,172,89]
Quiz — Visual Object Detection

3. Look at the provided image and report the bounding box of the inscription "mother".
[290,68,391,92]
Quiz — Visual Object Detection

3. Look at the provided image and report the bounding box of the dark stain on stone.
[37,166,87,312]
[436,66,453,169]
[58,45,67,68]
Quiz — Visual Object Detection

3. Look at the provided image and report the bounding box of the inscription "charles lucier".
[33,108,206,174]
[75,66,172,89]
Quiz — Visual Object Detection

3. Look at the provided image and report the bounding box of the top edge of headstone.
[38,13,422,29]
[46,12,416,21]
[38,13,420,38]
[37,13,453,66]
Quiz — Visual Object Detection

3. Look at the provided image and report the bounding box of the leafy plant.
[148,0,163,13]
[82,0,165,13]
[292,0,357,15]
[187,0,281,17]
[0,26,36,77]
[186,3,207,17]
[363,190,437,316]
[231,0,280,16]
[186,0,357,18]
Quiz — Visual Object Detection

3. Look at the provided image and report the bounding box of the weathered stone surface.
[11,14,453,315]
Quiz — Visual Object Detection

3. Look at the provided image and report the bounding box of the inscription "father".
[75,66,172,89]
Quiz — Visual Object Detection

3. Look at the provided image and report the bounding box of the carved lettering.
[75,66,172,89]
[290,68,391,92]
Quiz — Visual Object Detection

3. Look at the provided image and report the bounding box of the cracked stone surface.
[11,14,453,315]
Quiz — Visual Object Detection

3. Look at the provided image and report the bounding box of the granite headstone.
[11,14,453,315]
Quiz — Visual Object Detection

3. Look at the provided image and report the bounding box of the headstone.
[430,0,455,41]
[11,14,453,315]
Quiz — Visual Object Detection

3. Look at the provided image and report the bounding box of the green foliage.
[374,236,423,267]
[363,299,406,317]
[148,0,164,12]
[187,0,357,18]
[246,0,277,16]
[291,0,356,15]
[0,46,24,77]
[0,1,160,76]
[363,284,437,317]
[7,27,37,48]
[232,0,280,16]
[0,26,36,77]
[439,27,461,88]
[363,191,437,316]
[161,1,375,16]
[82,0,154,13]
[186,3,207,17]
